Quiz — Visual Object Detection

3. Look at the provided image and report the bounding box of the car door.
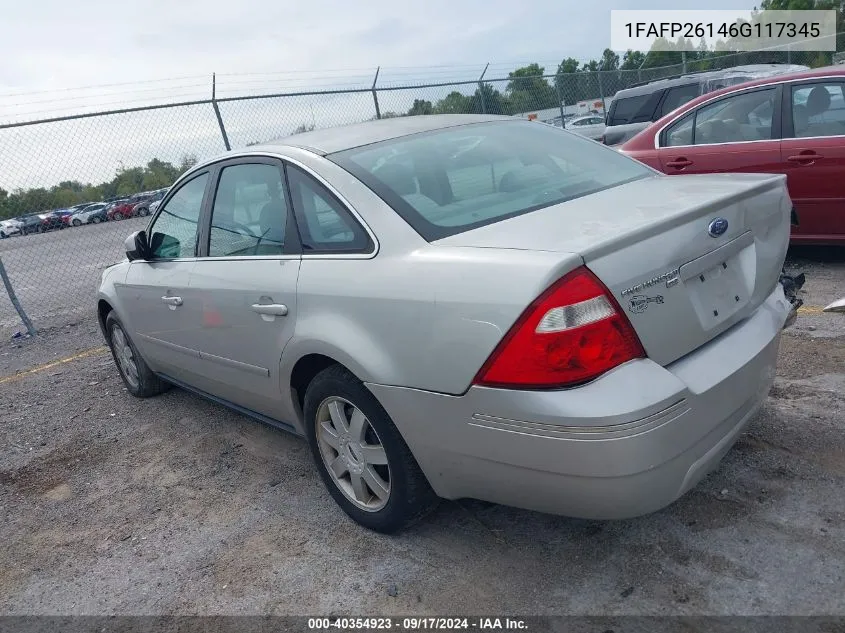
[657,85,782,176]
[117,171,210,380]
[780,79,845,242]
[186,158,302,419]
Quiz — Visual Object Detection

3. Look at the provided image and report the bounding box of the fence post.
[477,63,489,113]
[0,255,36,336]
[211,73,231,151]
[597,71,606,114]
[372,67,381,120]
[556,82,566,128]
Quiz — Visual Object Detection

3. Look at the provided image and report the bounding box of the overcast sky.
[0,0,756,190]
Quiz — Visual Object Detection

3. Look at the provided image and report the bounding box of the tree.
[554,58,580,102]
[407,99,433,116]
[506,63,558,113]
[599,48,620,71]
[434,91,472,114]
[470,82,511,115]
[0,157,194,220]
[620,50,646,70]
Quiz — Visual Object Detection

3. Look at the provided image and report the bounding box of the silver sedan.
[97,114,794,532]
[565,114,606,140]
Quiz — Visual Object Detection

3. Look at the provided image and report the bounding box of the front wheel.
[72,219,82,226]
[92,216,102,224]
[304,365,438,533]
[105,312,169,398]
[113,212,124,221]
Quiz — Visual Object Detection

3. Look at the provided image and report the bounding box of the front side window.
[692,88,777,145]
[331,120,652,241]
[208,163,288,257]
[791,82,845,138]
[664,113,695,147]
[148,173,208,259]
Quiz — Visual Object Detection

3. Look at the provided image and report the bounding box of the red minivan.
[621,65,845,244]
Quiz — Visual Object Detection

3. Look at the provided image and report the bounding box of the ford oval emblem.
[708,217,729,237]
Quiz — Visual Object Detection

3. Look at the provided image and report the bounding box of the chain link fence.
[0,45,842,335]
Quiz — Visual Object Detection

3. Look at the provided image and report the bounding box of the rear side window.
[330,121,652,241]
[607,93,659,125]
[286,165,372,254]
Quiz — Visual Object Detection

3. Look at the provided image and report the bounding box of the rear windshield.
[606,93,658,126]
[329,121,651,241]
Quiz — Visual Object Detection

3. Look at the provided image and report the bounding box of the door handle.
[787,152,821,164]
[161,295,183,307]
[251,303,288,316]
[666,158,693,169]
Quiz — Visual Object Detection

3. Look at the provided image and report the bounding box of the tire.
[36,225,43,233]
[92,216,102,224]
[0,231,6,239]
[113,212,124,221]
[137,207,149,217]
[105,312,170,398]
[303,364,438,533]
[72,219,82,227]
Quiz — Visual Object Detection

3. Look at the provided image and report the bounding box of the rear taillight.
[474,267,645,389]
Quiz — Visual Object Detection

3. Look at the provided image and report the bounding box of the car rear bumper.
[367,284,791,519]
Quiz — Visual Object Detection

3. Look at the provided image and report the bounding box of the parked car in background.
[621,65,845,244]
[566,115,606,140]
[110,192,156,220]
[98,115,795,533]
[70,202,109,226]
[105,198,132,221]
[18,213,44,235]
[602,64,809,147]
[147,198,163,216]
[0,218,23,238]
[132,188,168,217]
[39,210,71,232]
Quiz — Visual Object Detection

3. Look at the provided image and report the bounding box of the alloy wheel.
[110,325,139,390]
[316,396,391,512]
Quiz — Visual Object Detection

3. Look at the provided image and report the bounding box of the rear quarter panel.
[287,247,582,396]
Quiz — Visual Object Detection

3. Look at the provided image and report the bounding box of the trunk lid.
[436,173,791,366]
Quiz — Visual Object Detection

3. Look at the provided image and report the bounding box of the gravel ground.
[0,249,843,617]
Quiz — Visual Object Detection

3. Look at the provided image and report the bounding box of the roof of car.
[256,114,512,155]
[612,63,814,100]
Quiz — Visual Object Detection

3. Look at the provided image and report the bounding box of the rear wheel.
[72,219,82,227]
[137,207,149,217]
[113,212,124,221]
[105,312,169,398]
[304,365,438,533]
[92,216,102,224]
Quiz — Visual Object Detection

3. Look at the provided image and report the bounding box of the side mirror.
[125,230,150,261]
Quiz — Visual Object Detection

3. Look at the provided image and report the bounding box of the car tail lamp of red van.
[474,267,646,389]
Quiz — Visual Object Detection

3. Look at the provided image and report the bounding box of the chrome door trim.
[198,350,270,377]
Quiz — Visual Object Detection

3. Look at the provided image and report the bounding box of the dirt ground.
[0,250,843,617]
